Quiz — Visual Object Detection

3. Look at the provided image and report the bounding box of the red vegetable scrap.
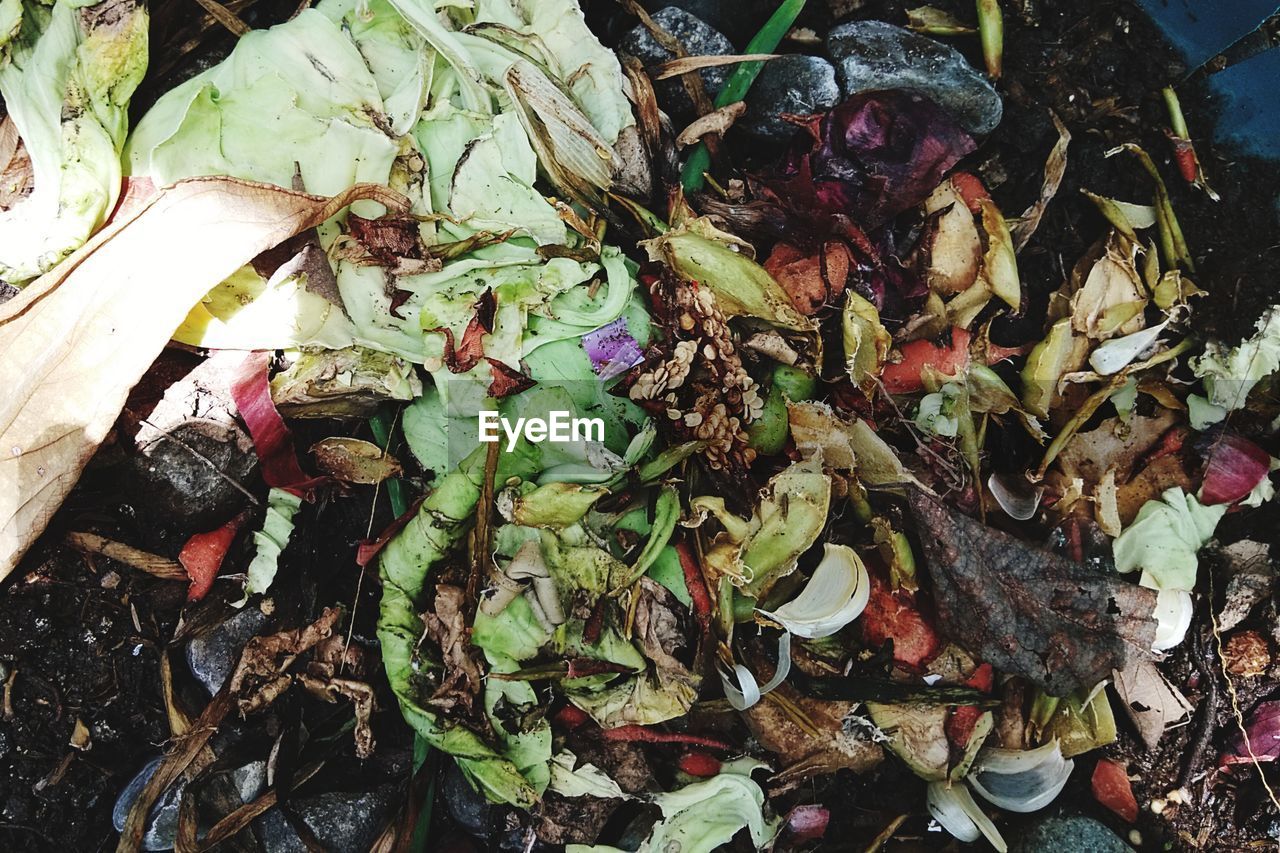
[1199,431,1272,506]
[599,725,732,750]
[677,750,722,777]
[945,663,995,754]
[179,513,246,601]
[781,805,830,845]
[861,569,943,670]
[675,539,714,628]
[1091,758,1139,823]
[227,350,326,496]
[881,327,972,393]
[763,241,851,315]
[1220,700,1280,767]
[948,171,990,212]
[765,91,976,230]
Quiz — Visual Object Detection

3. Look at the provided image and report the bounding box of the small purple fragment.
[1220,700,1280,766]
[583,318,645,381]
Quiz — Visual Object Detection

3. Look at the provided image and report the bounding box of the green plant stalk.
[976,0,1003,79]
[680,0,807,191]
[611,486,681,591]
[369,410,407,517]
[1111,143,1194,271]
[1162,86,1190,139]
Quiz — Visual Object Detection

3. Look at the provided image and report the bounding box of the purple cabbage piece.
[583,318,644,381]
[1221,700,1280,766]
[767,91,976,231]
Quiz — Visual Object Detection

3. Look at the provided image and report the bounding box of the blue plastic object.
[1134,0,1279,159]
[1207,47,1280,159]
[1133,0,1278,70]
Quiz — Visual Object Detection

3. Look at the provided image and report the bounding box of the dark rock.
[1011,815,1134,853]
[619,7,733,118]
[646,0,772,45]
[442,760,491,840]
[127,419,257,533]
[185,606,268,695]
[113,757,266,851]
[742,55,840,141]
[253,786,397,853]
[826,20,1003,134]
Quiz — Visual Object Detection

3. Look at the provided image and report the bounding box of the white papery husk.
[718,632,791,711]
[756,544,870,639]
[968,740,1074,813]
[927,781,1007,852]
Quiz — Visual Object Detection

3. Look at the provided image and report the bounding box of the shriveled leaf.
[787,401,925,489]
[0,177,404,580]
[1220,699,1280,766]
[1112,659,1192,751]
[842,292,891,392]
[1010,114,1070,252]
[311,437,403,485]
[908,489,1158,696]
[922,179,982,296]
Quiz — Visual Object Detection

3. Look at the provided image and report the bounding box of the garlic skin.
[927,781,1007,852]
[967,740,1075,814]
[756,544,870,639]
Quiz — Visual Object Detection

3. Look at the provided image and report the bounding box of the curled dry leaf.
[0,177,407,581]
[311,437,402,485]
[908,489,1158,696]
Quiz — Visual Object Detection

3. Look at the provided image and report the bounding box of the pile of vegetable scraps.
[2,0,1279,850]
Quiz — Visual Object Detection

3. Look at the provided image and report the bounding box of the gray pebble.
[185,606,268,695]
[254,786,397,853]
[113,758,267,851]
[620,7,733,118]
[826,20,1003,134]
[1011,815,1134,853]
[742,55,840,141]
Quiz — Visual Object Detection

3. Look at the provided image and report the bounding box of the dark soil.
[3,0,1279,851]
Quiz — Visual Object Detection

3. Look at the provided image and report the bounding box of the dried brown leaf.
[909,489,1158,696]
[1112,659,1192,750]
[310,437,402,485]
[0,178,407,581]
[652,53,780,80]
[1011,113,1070,252]
[675,101,746,148]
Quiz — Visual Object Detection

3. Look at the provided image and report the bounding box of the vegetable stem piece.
[680,0,808,191]
[976,0,1003,79]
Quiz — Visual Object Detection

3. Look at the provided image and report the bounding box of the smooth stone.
[127,420,257,534]
[254,786,397,853]
[826,20,1003,134]
[113,758,267,851]
[619,7,733,118]
[647,0,773,44]
[185,607,268,695]
[742,55,840,141]
[1011,815,1134,853]
[442,759,491,840]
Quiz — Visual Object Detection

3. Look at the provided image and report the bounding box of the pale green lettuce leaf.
[236,487,303,606]
[0,0,147,283]
[1192,305,1280,411]
[1113,487,1226,591]
[566,770,778,853]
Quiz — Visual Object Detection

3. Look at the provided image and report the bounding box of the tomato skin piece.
[881,328,972,394]
[179,514,244,601]
[949,172,990,213]
[1091,758,1139,823]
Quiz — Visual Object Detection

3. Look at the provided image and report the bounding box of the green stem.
[369,410,407,517]
[680,0,807,192]
[1162,86,1189,140]
[976,0,1003,79]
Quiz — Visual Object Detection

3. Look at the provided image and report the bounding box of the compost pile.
[2,0,1280,850]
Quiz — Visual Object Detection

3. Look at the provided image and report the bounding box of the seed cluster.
[628,272,762,477]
